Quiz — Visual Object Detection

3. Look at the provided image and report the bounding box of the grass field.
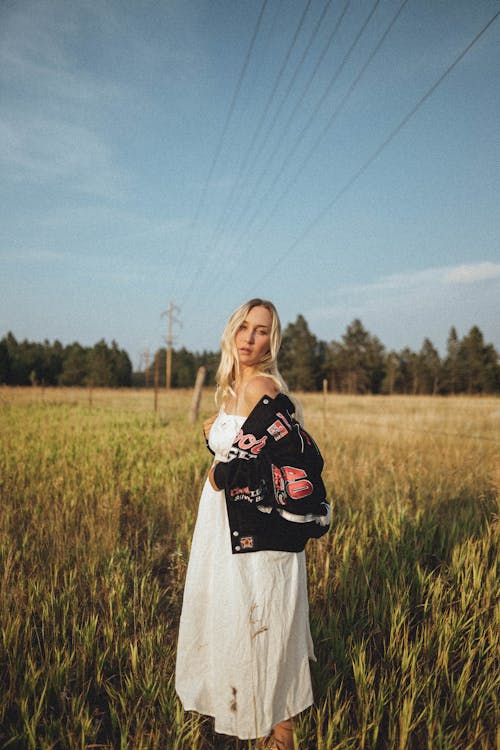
[0,387,498,749]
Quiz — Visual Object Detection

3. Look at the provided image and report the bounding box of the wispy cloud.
[0,244,161,285]
[445,262,500,284]
[0,248,68,264]
[0,112,120,194]
[0,18,120,104]
[306,261,500,351]
[0,1,128,200]
[327,262,500,299]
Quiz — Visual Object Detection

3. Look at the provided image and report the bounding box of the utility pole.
[161,302,181,390]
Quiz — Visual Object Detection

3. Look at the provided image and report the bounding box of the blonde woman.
[175,299,329,749]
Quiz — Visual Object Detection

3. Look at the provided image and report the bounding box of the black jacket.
[213,393,330,554]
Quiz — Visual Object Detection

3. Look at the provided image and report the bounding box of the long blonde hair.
[215,298,288,408]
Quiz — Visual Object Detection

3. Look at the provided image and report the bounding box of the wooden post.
[322,378,328,441]
[154,352,159,414]
[88,377,94,409]
[142,349,151,387]
[189,366,206,424]
[166,340,172,391]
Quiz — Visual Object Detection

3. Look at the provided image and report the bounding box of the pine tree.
[0,338,10,383]
[457,326,500,394]
[444,327,460,394]
[279,315,319,391]
[418,338,441,394]
[339,319,386,394]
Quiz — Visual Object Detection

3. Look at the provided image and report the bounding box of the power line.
[217,0,338,244]
[239,0,410,253]
[200,0,380,305]
[213,0,351,283]
[168,0,269,284]
[204,0,315,250]
[200,0,379,306]
[187,5,499,344]
[233,0,379,247]
[244,0,336,190]
[182,0,316,310]
[191,0,355,309]
[246,6,500,291]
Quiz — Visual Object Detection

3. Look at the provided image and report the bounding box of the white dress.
[175,410,315,740]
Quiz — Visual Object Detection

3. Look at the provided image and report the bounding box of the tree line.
[279,317,499,395]
[1,317,499,394]
[0,334,132,387]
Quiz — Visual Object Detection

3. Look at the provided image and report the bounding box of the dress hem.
[178,698,315,740]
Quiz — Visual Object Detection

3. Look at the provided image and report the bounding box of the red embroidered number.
[282,466,313,500]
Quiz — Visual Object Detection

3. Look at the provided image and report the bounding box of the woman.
[175,299,329,749]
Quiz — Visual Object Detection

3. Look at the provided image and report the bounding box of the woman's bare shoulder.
[243,375,279,411]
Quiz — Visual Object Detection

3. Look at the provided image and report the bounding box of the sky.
[1,0,499,369]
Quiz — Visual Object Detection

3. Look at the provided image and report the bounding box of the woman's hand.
[203,413,218,441]
[208,462,220,491]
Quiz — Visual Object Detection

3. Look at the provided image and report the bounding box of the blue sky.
[1,0,499,368]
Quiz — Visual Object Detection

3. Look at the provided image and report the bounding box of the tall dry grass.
[0,387,498,749]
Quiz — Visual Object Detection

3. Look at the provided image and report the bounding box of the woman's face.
[235,305,273,369]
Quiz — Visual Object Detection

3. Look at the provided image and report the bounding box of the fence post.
[189,367,206,424]
[154,353,159,414]
[322,378,328,441]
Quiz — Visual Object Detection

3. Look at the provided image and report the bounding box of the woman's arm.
[203,413,218,441]
[208,462,220,491]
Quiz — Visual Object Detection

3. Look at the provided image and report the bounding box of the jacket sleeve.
[214,396,329,519]
[267,424,330,534]
[213,453,270,505]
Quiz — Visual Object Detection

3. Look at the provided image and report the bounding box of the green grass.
[0,388,498,749]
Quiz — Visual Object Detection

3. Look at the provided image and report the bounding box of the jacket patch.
[267,419,289,441]
[240,536,254,549]
[272,464,287,506]
[276,411,292,429]
[227,446,259,460]
[230,484,265,503]
[233,429,267,454]
[282,465,314,500]
[228,430,267,460]
[272,464,314,503]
